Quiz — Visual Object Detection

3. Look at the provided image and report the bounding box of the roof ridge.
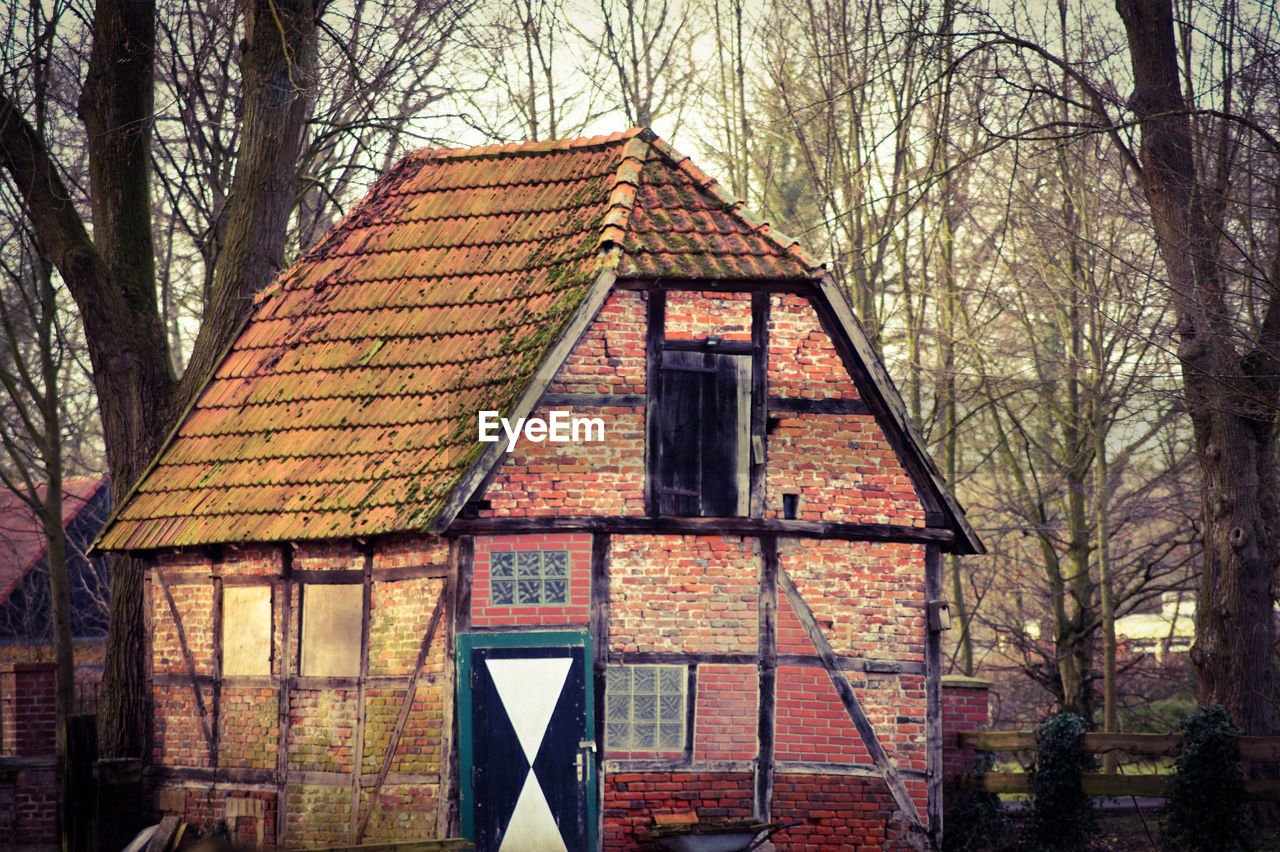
[410,128,647,162]
[596,128,656,253]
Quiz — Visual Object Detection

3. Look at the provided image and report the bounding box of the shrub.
[1160,705,1254,852]
[1029,713,1096,851]
[944,752,1011,852]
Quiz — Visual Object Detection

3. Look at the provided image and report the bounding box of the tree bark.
[1116,0,1279,739]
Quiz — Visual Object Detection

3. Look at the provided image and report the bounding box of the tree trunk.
[1116,0,1278,739]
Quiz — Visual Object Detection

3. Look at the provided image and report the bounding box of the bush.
[1160,705,1254,852]
[1029,713,1096,851]
[944,752,1011,852]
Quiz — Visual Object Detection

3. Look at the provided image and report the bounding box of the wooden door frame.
[456,629,596,850]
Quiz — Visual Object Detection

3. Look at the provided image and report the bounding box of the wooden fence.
[958,731,1280,799]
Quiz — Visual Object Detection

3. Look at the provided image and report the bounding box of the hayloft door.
[459,631,596,852]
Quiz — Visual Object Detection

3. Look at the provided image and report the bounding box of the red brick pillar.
[941,675,991,788]
[0,662,59,844]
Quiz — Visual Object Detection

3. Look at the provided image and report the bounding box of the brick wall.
[765,413,924,525]
[472,533,592,627]
[664,291,752,340]
[693,664,756,762]
[941,675,991,787]
[549,290,647,395]
[604,771,754,850]
[768,294,861,399]
[609,535,759,655]
[149,537,452,847]
[773,774,915,852]
[0,662,58,844]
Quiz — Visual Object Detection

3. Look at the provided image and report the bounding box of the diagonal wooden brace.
[777,566,933,847]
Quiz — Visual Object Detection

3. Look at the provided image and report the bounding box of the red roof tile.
[98,129,822,550]
[0,477,108,600]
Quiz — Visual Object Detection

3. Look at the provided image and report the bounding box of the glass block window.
[606,665,686,752]
[490,550,569,606]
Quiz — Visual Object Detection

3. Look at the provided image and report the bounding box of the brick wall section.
[0,663,56,756]
[773,774,918,852]
[778,539,925,662]
[693,664,757,762]
[548,289,647,395]
[664,290,752,340]
[149,536,453,847]
[609,535,759,654]
[0,663,57,844]
[472,534,591,627]
[768,294,861,399]
[604,771,753,850]
[941,675,991,787]
[766,413,925,525]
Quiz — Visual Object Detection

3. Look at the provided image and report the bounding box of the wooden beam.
[750,292,769,518]
[436,540,459,838]
[661,338,755,355]
[349,549,374,843]
[448,515,954,545]
[276,545,294,846]
[755,536,777,822]
[777,566,931,844]
[924,545,943,845]
[211,561,223,771]
[590,533,611,849]
[644,289,665,516]
[153,567,216,760]
[355,584,448,842]
[767,397,871,416]
[445,537,472,836]
[541,393,646,408]
[612,278,814,294]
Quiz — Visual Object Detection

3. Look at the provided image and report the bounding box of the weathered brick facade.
[120,134,981,851]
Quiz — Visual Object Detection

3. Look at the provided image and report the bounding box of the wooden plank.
[305,840,475,852]
[350,550,375,843]
[645,288,665,516]
[750,292,769,518]
[428,268,619,533]
[755,536,778,821]
[542,393,646,408]
[294,569,366,585]
[604,758,751,773]
[375,565,450,582]
[957,730,1280,761]
[775,761,929,780]
[354,586,449,842]
[277,545,294,846]
[966,772,1280,800]
[448,514,954,544]
[777,566,930,842]
[924,545,943,843]
[153,566,216,760]
[768,397,871,416]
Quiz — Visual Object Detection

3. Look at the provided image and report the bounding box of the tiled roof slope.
[1,477,108,599]
[99,129,821,550]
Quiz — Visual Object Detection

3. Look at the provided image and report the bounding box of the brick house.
[97,128,981,850]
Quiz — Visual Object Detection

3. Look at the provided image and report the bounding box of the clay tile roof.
[97,128,822,551]
[0,477,108,600]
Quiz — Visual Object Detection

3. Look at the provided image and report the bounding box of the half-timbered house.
[97,128,982,851]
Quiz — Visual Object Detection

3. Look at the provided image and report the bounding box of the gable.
[99,128,977,553]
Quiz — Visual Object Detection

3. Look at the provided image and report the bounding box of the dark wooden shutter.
[655,350,746,516]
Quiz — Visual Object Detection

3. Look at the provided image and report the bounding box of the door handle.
[576,740,596,782]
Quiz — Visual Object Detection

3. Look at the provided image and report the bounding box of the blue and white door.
[459,632,596,852]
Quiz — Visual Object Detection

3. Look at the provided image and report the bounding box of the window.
[606,665,687,752]
[299,584,362,677]
[653,350,750,516]
[222,586,271,676]
[490,549,569,606]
